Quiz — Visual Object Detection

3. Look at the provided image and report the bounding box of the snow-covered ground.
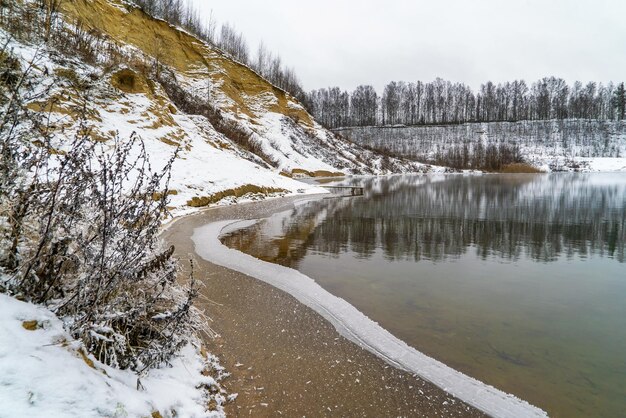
[0,292,227,418]
[4,35,331,211]
[531,156,626,172]
[338,120,626,172]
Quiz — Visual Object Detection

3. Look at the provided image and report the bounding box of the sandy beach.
[162,196,485,417]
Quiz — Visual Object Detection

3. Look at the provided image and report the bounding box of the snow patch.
[0,293,225,418]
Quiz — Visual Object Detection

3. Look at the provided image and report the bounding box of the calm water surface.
[222,174,626,418]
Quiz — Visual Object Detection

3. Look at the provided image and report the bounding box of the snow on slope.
[4,34,329,212]
[36,0,428,203]
[0,292,226,418]
[338,120,626,172]
[3,0,433,213]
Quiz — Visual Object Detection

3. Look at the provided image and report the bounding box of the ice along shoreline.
[189,197,549,418]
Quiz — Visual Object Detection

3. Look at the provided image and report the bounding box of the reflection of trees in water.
[223,175,626,266]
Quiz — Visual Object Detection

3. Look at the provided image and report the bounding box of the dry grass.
[499,163,543,173]
[54,67,80,84]
[78,348,96,369]
[291,168,345,178]
[186,185,287,207]
[26,91,102,124]
[152,189,179,201]
[26,95,75,116]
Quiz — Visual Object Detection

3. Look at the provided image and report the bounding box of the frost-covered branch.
[0,47,204,372]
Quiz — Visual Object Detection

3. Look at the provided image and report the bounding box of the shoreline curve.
[191,215,548,418]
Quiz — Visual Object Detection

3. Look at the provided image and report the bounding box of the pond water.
[221,174,626,418]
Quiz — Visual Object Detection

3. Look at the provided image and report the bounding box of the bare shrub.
[432,142,524,171]
[500,163,543,173]
[0,49,203,374]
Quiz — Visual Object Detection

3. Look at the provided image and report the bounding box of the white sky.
[189,0,626,92]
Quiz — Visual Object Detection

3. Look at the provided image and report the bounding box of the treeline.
[308,78,626,129]
[133,0,306,100]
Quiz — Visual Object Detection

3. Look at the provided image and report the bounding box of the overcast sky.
[189,0,626,92]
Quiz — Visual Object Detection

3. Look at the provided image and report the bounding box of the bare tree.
[613,82,626,120]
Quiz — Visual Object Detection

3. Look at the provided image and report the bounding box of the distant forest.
[106,1,626,131]
[306,79,626,129]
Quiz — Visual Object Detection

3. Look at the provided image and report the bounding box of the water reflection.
[224,174,626,266]
[222,173,626,418]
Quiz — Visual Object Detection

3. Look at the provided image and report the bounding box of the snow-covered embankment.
[0,292,227,418]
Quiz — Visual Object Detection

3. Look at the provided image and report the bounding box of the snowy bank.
[0,293,226,418]
[337,120,626,172]
[191,219,548,418]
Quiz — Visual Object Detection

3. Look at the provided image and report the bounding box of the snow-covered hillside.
[2,0,431,214]
[337,120,626,172]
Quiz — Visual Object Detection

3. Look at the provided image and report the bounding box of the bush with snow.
[0,45,204,374]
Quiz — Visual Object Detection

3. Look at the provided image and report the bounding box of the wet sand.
[162,196,486,417]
